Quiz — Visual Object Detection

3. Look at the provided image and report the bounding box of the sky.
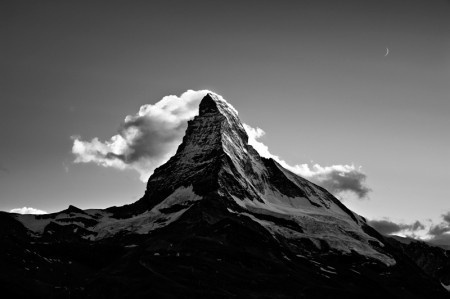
[1,1,449,242]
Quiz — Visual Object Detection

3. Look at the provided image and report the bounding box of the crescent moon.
[384,47,389,56]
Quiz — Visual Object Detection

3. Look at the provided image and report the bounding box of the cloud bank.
[10,207,47,214]
[72,90,371,199]
[368,219,425,235]
[369,213,450,248]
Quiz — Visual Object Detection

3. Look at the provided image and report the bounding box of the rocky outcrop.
[387,236,450,288]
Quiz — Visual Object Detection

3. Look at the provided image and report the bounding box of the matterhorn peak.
[195,92,249,150]
[198,92,226,115]
[199,92,239,116]
[132,93,372,249]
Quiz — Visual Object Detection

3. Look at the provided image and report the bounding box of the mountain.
[1,93,448,298]
[387,236,450,291]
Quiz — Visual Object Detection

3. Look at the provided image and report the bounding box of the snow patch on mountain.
[16,186,201,240]
[89,185,201,239]
[235,191,395,266]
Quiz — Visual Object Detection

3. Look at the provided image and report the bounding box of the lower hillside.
[1,199,448,298]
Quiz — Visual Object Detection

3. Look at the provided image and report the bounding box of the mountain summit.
[123,93,392,264]
[1,93,447,298]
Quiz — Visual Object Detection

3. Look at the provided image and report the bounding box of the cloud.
[297,164,370,199]
[368,212,450,247]
[72,90,210,181]
[427,226,450,247]
[369,220,404,235]
[425,212,450,241]
[244,124,371,199]
[10,207,47,214]
[369,212,450,247]
[368,219,426,235]
[442,211,450,224]
[72,90,372,200]
[410,220,426,231]
[428,224,450,237]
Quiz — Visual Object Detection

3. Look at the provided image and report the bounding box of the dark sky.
[1,0,449,232]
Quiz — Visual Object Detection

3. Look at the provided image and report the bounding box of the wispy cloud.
[10,207,47,214]
[71,90,372,200]
[62,161,69,173]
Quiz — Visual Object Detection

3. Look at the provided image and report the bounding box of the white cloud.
[10,207,47,214]
[244,124,371,199]
[72,90,210,181]
[243,124,272,158]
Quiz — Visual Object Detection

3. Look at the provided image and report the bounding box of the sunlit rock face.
[1,93,447,298]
